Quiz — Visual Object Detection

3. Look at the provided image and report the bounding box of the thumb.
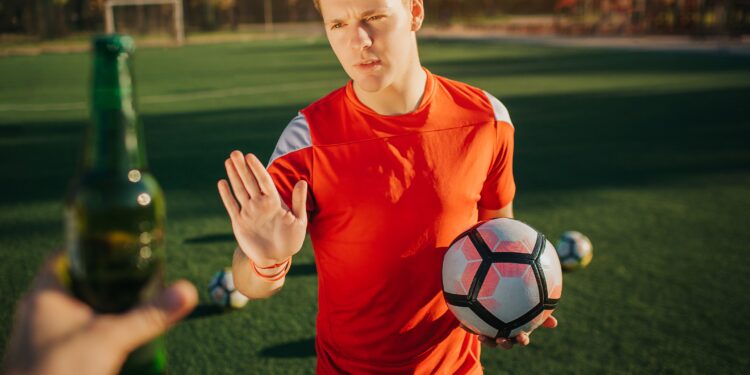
[291,180,308,223]
[104,280,198,352]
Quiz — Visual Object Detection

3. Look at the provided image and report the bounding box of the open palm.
[217,151,308,267]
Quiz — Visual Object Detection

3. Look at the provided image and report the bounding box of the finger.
[478,335,497,348]
[31,251,69,293]
[23,251,92,318]
[231,151,261,198]
[217,180,240,220]
[291,180,308,222]
[245,153,276,196]
[542,315,558,328]
[225,158,249,202]
[103,280,198,352]
[15,252,72,320]
[495,337,514,350]
[515,332,530,346]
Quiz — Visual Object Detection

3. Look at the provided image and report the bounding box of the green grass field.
[1,37,749,374]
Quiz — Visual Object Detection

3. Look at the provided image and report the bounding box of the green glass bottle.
[65,34,167,375]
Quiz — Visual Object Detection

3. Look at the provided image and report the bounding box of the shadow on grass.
[184,303,227,321]
[259,337,316,358]
[288,263,316,277]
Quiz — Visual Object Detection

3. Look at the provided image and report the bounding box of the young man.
[217,0,557,372]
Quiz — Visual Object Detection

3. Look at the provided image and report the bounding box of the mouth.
[355,59,382,69]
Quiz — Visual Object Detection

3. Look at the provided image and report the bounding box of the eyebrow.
[325,7,391,25]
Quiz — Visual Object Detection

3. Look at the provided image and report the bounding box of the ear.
[409,0,425,32]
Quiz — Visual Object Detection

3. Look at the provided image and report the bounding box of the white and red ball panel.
[506,242,562,337]
[447,305,499,338]
[442,236,483,295]
[476,218,537,254]
[539,239,563,300]
[477,263,540,323]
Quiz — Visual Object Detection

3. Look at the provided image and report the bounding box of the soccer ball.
[442,218,563,339]
[208,268,249,309]
[556,231,593,271]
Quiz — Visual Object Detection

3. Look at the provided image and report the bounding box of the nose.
[349,23,372,51]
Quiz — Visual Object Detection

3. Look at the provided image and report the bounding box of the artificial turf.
[1,36,749,374]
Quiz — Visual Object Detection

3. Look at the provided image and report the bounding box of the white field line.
[0,102,87,111]
[0,80,334,112]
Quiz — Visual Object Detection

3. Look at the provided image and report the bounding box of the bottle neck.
[84,50,146,173]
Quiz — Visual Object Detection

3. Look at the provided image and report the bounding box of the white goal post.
[104,0,185,45]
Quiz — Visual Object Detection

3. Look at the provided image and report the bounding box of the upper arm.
[267,113,316,214]
[478,92,516,212]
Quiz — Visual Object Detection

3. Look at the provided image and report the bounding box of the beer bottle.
[65,34,167,375]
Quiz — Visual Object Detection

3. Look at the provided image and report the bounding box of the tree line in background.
[556,0,750,36]
[0,0,560,37]
[0,0,746,38]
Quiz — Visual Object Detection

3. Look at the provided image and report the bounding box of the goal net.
[104,0,185,45]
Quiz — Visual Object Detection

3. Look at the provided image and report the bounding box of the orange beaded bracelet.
[250,257,292,282]
[255,258,292,270]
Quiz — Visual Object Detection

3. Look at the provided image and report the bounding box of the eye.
[366,15,384,22]
[330,23,344,30]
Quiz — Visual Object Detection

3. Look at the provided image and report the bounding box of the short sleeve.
[478,92,516,210]
[267,113,316,214]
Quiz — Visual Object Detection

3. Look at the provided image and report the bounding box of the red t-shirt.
[267,68,515,374]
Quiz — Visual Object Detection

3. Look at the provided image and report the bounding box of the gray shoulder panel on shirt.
[483,90,514,128]
[268,113,312,167]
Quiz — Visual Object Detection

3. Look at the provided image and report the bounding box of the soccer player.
[217,0,557,372]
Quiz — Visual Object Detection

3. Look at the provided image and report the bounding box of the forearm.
[478,201,514,221]
[231,247,286,299]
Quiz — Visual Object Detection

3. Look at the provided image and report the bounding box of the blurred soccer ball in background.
[208,267,249,309]
[556,231,593,271]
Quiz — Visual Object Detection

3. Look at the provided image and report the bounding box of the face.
[319,0,423,93]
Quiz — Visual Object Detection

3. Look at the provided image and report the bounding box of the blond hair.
[313,0,410,12]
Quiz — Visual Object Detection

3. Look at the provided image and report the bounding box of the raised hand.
[217,151,308,267]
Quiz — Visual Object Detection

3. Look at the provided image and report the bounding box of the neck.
[85,106,146,173]
[353,63,427,116]
[85,52,146,173]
